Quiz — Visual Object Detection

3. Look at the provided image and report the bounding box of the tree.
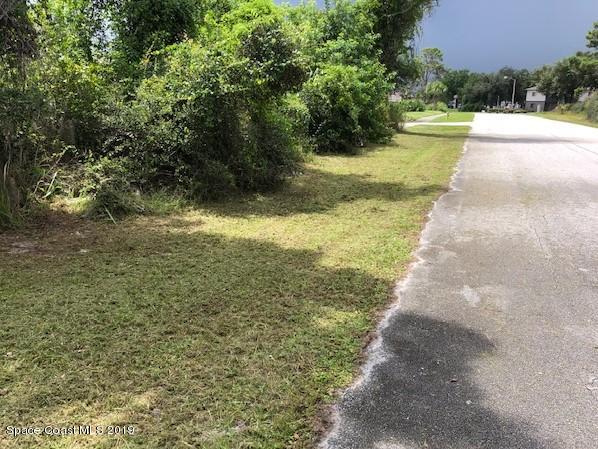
[424,80,447,102]
[361,0,438,81]
[419,47,445,88]
[538,54,598,103]
[0,0,37,62]
[111,0,199,78]
[587,21,598,50]
[441,69,470,102]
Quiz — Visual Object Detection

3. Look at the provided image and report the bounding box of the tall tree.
[419,47,444,87]
[0,0,37,62]
[587,21,598,50]
[362,0,437,81]
[110,0,199,78]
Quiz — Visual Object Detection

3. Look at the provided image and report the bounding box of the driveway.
[321,114,598,449]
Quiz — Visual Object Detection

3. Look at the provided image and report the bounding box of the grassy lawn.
[405,110,442,121]
[531,111,598,129]
[0,126,469,449]
[431,111,475,123]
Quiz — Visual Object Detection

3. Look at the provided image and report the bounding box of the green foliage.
[107,3,308,198]
[388,102,405,130]
[443,67,534,110]
[0,182,15,228]
[111,0,199,78]
[424,80,447,102]
[397,99,426,112]
[434,101,449,112]
[301,63,392,152]
[82,157,144,218]
[0,0,433,221]
[363,0,438,79]
[0,0,37,60]
[584,93,598,122]
[587,22,598,50]
[419,47,445,87]
[537,54,598,103]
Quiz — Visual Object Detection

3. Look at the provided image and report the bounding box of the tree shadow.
[404,129,598,147]
[0,225,390,446]
[200,167,444,218]
[1,221,558,448]
[325,312,556,449]
[400,128,471,141]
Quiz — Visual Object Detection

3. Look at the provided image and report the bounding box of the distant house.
[525,87,546,112]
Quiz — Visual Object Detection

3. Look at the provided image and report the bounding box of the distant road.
[322,114,598,449]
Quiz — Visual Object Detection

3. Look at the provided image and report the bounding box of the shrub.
[461,102,484,112]
[554,104,571,114]
[301,63,392,152]
[571,101,585,113]
[104,3,308,199]
[397,99,426,112]
[388,101,405,131]
[435,101,449,112]
[81,157,144,219]
[585,93,598,122]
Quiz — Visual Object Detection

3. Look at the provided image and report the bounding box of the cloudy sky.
[418,0,598,71]
[282,0,598,72]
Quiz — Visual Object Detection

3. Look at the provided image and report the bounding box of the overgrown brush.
[1,0,413,223]
[585,93,598,122]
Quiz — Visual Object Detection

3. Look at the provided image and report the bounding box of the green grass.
[405,110,442,121]
[531,111,598,129]
[0,126,469,449]
[431,111,475,123]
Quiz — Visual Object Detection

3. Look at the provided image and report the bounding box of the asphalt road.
[321,114,598,449]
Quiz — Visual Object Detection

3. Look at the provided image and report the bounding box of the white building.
[525,87,546,112]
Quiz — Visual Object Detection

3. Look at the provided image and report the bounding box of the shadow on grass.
[326,312,557,449]
[0,227,389,447]
[1,226,555,448]
[200,167,444,217]
[400,129,471,140]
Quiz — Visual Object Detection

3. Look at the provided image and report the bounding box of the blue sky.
[281,0,598,72]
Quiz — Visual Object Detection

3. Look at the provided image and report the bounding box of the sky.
[418,0,598,72]
[282,0,598,73]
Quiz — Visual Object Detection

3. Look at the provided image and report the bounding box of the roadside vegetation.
[0,125,469,448]
[532,110,598,129]
[1,0,440,228]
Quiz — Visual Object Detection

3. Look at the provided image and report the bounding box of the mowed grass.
[404,110,442,121]
[431,111,474,123]
[531,111,598,129]
[0,126,469,449]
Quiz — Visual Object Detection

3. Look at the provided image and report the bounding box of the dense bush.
[461,102,484,112]
[1,0,420,225]
[388,102,406,131]
[585,93,598,122]
[104,3,308,199]
[426,101,448,112]
[82,157,145,218]
[397,99,426,112]
[301,63,392,152]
